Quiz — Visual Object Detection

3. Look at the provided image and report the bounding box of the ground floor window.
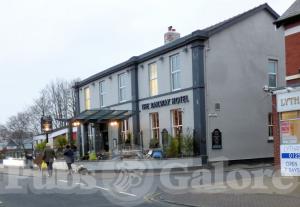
[121,119,129,144]
[171,109,182,137]
[88,123,95,151]
[268,113,274,137]
[150,112,160,140]
[280,111,300,144]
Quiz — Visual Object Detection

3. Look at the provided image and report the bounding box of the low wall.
[3,158,26,167]
[2,157,202,171]
[76,157,202,172]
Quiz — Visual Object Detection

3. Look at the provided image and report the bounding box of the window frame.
[121,119,129,144]
[150,112,160,140]
[84,87,91,110]
[268,59,278,88]
[149,62,158,96]
[170,54,181,91]
[171,109,183,137]
[99,80,106,108]
[268,113,274,138]
[118,73,128,102]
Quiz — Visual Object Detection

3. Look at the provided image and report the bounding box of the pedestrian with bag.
[64,145,74,175]
[43,143,56,177]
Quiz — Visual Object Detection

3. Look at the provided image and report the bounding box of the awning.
[74,109,133,122]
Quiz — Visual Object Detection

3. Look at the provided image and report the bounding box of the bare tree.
[0,124,10,141]
[3,78,79,138]
[6,112,33,148]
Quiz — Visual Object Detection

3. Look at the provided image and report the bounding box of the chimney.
[164,26,180,44]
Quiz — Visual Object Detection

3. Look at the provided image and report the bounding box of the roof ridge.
[204,3,279,35]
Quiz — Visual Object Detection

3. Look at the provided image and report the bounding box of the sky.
[0,0,295,124]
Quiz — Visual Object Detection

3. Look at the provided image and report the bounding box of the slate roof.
[275,0,300,27]
[76,3,279,88]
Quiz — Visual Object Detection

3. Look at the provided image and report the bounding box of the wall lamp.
[110,121,118,127]
[72,121,81,127]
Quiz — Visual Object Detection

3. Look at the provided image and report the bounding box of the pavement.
[1,161,300,207]
[156,164,300,207]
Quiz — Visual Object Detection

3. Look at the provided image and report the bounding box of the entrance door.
[99,123,109,152]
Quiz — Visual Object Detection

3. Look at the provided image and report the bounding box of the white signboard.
[281,144,300,176]
[277,91,300,112]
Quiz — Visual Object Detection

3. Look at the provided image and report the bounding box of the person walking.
[43,143,56,177]
[64,145,74,175]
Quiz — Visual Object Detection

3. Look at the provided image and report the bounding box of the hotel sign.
[277,91,300,112]
[142,95,189,110]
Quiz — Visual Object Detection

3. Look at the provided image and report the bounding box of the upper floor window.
[99,81,106,107]
[170,54,181,91]
[84,87,91,110]
[119,73,128,102]
[268,59,278,88]
[149,62,158,96]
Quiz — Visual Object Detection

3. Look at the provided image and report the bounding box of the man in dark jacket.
[64,145,74,175]
[43,143,56,177]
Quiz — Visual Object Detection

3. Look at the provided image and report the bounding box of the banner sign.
[277,91,300,112]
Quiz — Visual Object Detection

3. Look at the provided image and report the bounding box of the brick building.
[273,0,300,175]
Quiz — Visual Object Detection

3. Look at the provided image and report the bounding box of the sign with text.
[277,91,300,112]
[281,144,300,176]
[141,95,189,110]
[212,129,222,149]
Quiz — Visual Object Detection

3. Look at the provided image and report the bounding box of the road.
[0,164,283,207]
[0,168,188,207]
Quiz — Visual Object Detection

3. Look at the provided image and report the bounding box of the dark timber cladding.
[192,41,207,163]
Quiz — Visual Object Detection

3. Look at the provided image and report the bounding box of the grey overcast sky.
[0,0,295,124]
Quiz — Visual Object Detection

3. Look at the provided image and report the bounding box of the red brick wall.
[285,32,300,76]
[272,95,280,169]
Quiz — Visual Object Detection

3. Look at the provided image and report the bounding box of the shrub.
[182,133,194,157]
[35,141,47,151]
[149,138,159,149]
[89,151,97,161]
[55,136,68,151]
[166,137,179,158]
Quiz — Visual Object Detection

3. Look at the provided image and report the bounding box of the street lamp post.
[41,116,53,143]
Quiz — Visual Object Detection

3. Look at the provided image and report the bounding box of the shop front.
[276,89,300,176]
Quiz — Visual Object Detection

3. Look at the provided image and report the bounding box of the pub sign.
[212,129,222,149]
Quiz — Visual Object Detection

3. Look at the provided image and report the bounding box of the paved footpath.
[158,168,300,207]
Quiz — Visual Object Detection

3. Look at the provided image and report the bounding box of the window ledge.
[267,137,274,143]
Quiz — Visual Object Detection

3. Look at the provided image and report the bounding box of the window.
[149,62,158,96]
[268,59,278,88]
[119,73,128,102]
[171,109,183,137]
[268,113,274,137]
[280,111,300,145]
[150,113,160,140]
[170,54,181,91]
[121,119,129,144]
[88,123,95,151]
[84,87,91,110]
[99,81,106,107]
